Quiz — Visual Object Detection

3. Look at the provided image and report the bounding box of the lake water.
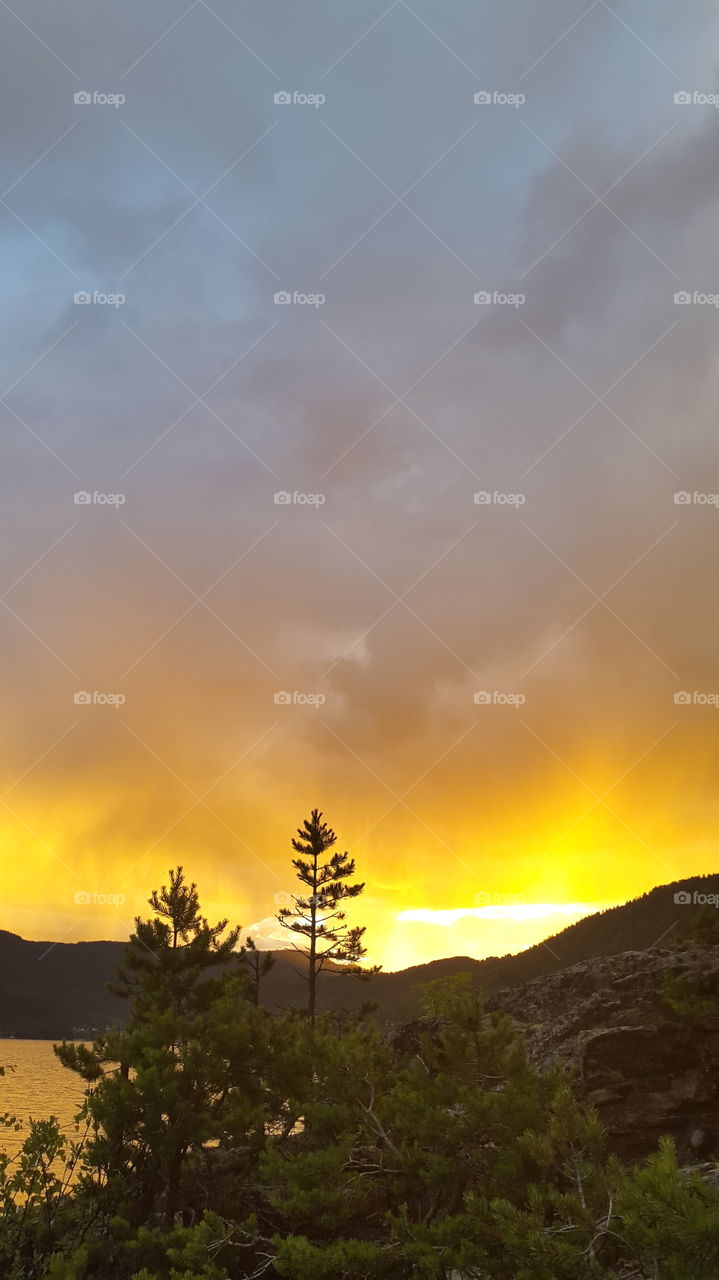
[0,1040,87,1157]
[0,1042,300,1162]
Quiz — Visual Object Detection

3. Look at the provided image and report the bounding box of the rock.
[487,945,719,1162]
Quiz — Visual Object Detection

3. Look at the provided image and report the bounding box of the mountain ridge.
[0,873,716,1036]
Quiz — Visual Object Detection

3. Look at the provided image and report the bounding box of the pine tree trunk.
[164,1145,183,1224]
[309,848,318,1022]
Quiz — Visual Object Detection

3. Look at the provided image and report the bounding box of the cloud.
[1,0,718,961]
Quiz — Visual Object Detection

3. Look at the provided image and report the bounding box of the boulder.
[487,946,719,1161]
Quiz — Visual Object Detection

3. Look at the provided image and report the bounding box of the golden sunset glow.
[1,750,714,969]
[3,0,718,971]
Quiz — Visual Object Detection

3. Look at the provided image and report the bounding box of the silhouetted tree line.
[0,810,717,1278]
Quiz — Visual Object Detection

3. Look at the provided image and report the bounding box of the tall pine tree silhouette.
[277,809,375,1020]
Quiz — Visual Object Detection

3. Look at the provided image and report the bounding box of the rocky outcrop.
[488,946,719,1161]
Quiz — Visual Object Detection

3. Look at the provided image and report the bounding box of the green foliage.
[690,904,719,946]
[613,1137,719,1278]
[55,866,270,1229]
[0,1114,94,1279]
[0,864,718,1279]
[277,809,379,1019]
[118,1211,236,1279]
[660,968,719,1019]
[243,936,275,1007]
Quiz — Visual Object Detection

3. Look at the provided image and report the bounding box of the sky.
[1,0,719,971]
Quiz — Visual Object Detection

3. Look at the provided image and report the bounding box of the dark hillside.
[0,874,714,1035]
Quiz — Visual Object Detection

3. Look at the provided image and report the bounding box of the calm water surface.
[0,1040,87,1156]
[0,1042,300,1162]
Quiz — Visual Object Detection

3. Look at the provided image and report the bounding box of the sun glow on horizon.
[375,898,626,971]
[397,902,609,926]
